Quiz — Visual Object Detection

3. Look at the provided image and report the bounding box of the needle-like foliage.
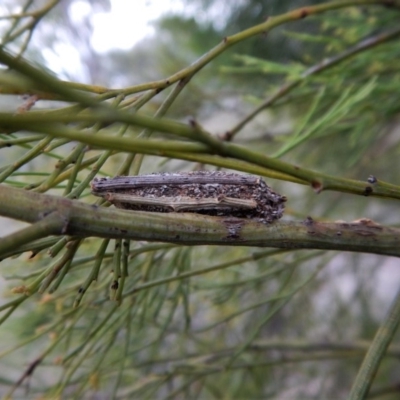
[0,1,400,399]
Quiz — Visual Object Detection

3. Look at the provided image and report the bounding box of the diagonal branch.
[0,211,67,259]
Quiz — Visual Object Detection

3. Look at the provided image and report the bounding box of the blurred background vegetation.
[0,0,400,398]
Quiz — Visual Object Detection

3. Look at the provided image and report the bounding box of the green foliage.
[0,1,400,399]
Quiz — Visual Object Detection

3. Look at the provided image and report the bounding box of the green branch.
[0,1,396,101]
[0,212,66,258]
[0,185,399,258]
[225,26,400,139]
[349,287,400,399]
[1,116,399,199]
